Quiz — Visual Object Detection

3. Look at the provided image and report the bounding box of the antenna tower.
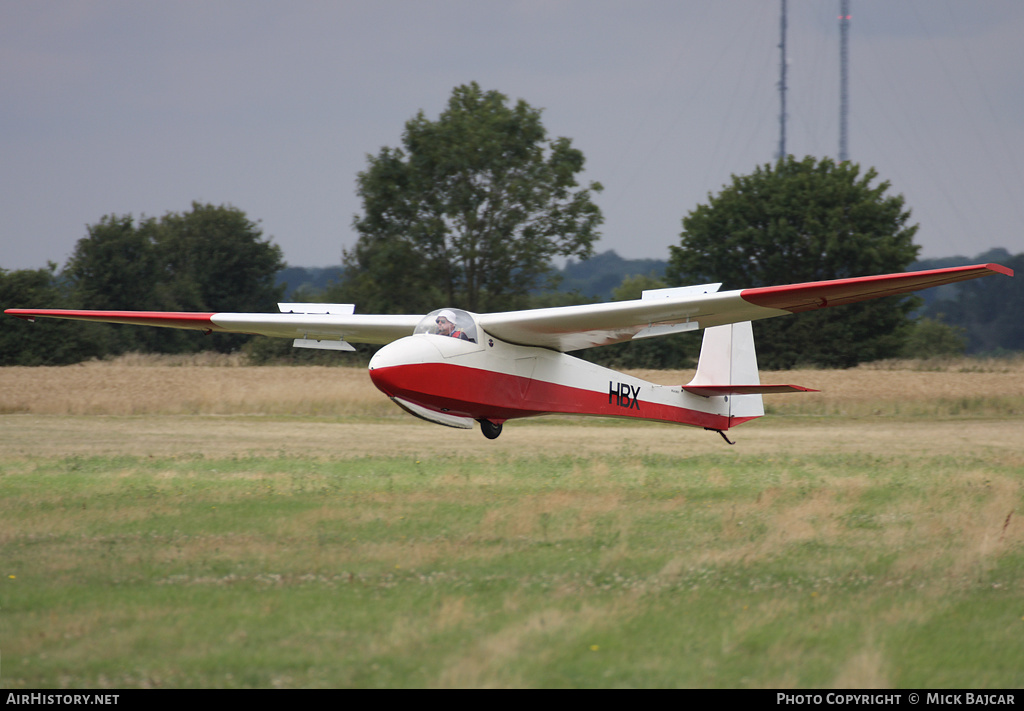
[776,0,788,160]
[839,0,850,162]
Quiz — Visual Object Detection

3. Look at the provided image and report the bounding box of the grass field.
[1,357,1023,688]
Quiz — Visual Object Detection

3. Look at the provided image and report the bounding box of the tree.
[155,203,284,314]
[66,203,285,354]
[0,265,104,365]
[343,82,603,313]
[900,317,967,359]
[667,156,921,368]
[918,250,1024,354]
[65,214,161,310]
[63,214,165,353]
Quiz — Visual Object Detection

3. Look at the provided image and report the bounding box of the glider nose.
[368,336,442,396]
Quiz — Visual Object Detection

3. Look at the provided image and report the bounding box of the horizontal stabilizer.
[682,384,818,398]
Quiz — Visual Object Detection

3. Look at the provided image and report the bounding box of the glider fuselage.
[367,330,758,431]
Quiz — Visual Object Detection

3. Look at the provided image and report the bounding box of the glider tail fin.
[687,321,766,422]
[683,322,817,427]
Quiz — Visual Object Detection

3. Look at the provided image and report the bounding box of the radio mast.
[776,0,788,160]
[839,0,851,162]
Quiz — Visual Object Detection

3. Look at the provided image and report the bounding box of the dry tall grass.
[3,353,1022,418]
[0,354,386,417]
[2,354,1022,461]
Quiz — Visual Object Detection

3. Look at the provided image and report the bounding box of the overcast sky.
[3,0,1023,273]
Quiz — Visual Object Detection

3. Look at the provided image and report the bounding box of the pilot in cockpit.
[435,310,475,342]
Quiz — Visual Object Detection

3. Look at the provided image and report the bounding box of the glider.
[5,263,1012,442]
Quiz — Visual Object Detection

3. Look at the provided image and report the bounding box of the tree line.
[1,203,284,365]
[3,83,1020,368]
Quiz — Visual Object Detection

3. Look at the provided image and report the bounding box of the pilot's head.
[436,310,458,336]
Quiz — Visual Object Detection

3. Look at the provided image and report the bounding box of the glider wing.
[5,264,1011,352]
[477,263,1013,351]
[3,308,421,345]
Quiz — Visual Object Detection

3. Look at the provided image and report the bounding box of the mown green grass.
[2,446,1022,688]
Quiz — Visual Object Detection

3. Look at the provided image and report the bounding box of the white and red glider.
[5,263,1012,441]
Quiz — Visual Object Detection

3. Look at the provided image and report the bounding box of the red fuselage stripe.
[369,362,748,430]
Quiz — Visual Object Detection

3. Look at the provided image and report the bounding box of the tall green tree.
[64,214,161,310]
[63,214,165,352]
[155,203,285,314]
[343,82,604,313]
[66,203,285,354]
[667,156,920,369]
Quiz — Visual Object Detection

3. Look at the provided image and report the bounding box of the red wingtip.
[3,309,221,331]
[741,263,1013,313]
[984,263,1014,277]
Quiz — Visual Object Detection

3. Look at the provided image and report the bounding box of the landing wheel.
[478,419,503,440]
